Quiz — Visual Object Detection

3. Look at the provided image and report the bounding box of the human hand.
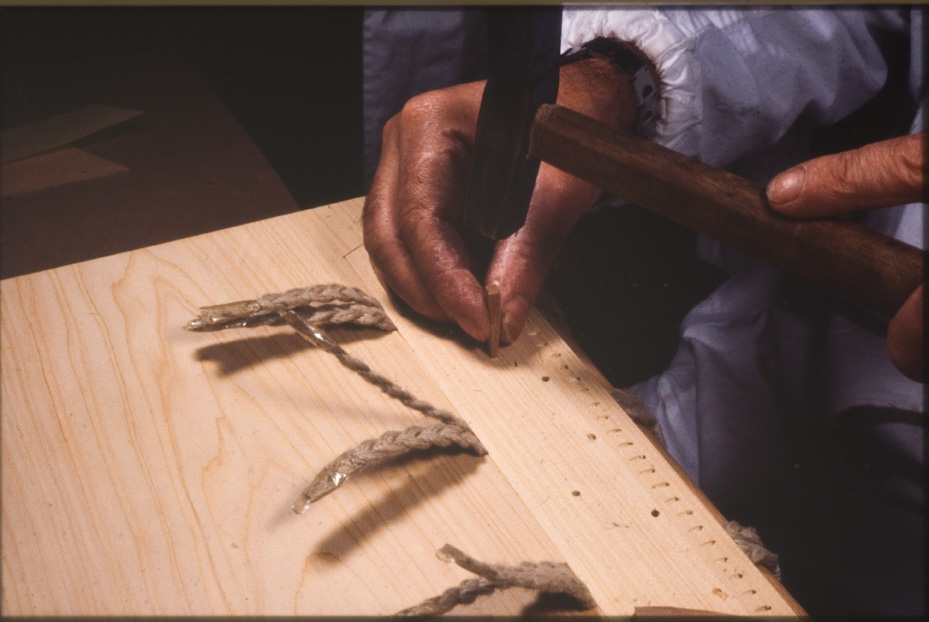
[363,57,637,344]
[766,132,926,381]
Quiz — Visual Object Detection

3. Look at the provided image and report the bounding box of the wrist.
[560,37,660,134]
[557,54,638,134]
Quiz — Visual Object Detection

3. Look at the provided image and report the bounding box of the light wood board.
[1,197,804,616]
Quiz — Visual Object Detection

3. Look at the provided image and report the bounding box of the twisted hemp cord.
[186,284,396,332]
[185,285,487,514]
[291,423,485,512]
[724,520,781,580]
[610,387,665,448]
[278,308,468,429]
[395,544,597,616]
[188,284,778,597]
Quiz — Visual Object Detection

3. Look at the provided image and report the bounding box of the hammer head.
[463,8,561,240]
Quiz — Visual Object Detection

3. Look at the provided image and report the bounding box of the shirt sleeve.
[362,9,488,187]
[561,7,910,167]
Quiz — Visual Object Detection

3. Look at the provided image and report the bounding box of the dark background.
[0,6,728,388]
[2,6,365,208]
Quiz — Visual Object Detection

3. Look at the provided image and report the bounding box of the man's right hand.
[363,57,637,344]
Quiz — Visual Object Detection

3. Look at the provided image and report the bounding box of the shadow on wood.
[308,450,485,560]
[193,327,400,376]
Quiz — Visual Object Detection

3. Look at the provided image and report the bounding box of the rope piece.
[279,310,486,512]
[724,520,782,581]
[184,284,397,332]
[185,285,488,513]
[292,423,486,514]
[396,544,597,616]
[610,387,666,448]
[278,310,480,433]
[398,577,497,615]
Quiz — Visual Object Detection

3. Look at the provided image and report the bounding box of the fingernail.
[455,313,487,343]
[767,166,806,204]
[501,294,530,343]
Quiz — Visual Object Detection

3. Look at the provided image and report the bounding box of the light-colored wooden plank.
[1,198,803,616]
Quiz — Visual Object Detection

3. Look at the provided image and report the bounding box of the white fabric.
[360,1,926,498]
[559,11,925,612]
[562,8,906,165]
[559,7,925,486]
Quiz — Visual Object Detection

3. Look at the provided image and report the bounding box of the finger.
[363,116,447,321]
[486,162,603,342]
[888,282,926,382]
[394,129,488,340]
[483,57,636,343]
[766,132,926,218]
[392,85,491,341]
[398,208,489,341]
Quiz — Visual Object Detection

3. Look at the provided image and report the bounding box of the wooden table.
[1,49,299,280]
[1,196,804,616]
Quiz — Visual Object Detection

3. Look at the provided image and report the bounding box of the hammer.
[464,9,923,326]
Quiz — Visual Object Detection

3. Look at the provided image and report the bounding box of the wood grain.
[1,198,803,616]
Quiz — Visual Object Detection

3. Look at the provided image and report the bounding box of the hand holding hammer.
[362,9,924,379]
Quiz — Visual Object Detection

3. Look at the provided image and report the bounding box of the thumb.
[766,132,925,218]
[486,163,602,342]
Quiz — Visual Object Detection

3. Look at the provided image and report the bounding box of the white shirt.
[362,8,925,613]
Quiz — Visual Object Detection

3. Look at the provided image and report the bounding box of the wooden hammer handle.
[530,104,924,318]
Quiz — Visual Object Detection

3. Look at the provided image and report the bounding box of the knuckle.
[396,203,436,244]
[514,234,563,271]
[895,132,925,194]
[399,90,450,125]
[361,206,396,266]
[383,90,454,144]
[830,148,863,185]
[381,115,398,143]
[800,130,929,212]
[362,227,389,266]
